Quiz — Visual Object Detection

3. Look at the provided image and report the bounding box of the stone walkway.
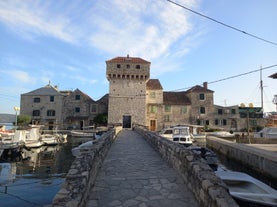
[86,130,199,207]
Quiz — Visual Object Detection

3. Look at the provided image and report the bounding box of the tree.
[17,115,31,127]
[93,114,108,126]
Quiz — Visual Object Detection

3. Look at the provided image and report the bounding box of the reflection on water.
[0,142,75,207]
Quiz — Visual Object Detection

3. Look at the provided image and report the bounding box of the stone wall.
[134,127,238,207]
[52,127,121,207]
[207,136,277,180]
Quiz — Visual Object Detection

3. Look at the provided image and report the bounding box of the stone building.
[20,84,64,129]
[106,55,215,131]
[106,55,150,128]
[20,84,108,130]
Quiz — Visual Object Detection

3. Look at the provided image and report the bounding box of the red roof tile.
[163,92,191,105]
[106,56,150,64]
[146,79,163,90]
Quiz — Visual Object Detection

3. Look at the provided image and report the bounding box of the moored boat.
[216,170,277,207]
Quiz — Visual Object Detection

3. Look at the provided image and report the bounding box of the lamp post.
[14,106,20,129]
[273,95,277,112]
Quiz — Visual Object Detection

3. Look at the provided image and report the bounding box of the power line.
[174,64,277,91]
[166,0,277,46]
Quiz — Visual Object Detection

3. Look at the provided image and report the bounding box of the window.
[231,109,236,114]
[206,120,210,125]
[50,96,54,102]
[218,109,223,115]
[150,105,157,113]
[200,107,205,114]
[215,119,219,125]
[136,65,140,69]
[164,115,170,122]
[32,110,40,116]
[91,104,97,113]
[199,93,205,100]
[34,97,40,103]
[47,110,55,116]
[150,92,156,98]
[181,106,187,114]
[117,64,121,68]
[126,64,130,69]
[75,107,80,113]
[164,105,171,112]
[75,95,80,100]
[223,119,227,125]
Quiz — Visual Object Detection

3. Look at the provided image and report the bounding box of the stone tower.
[106,55,150,128]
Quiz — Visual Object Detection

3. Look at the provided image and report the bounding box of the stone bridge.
[52,127,238,207]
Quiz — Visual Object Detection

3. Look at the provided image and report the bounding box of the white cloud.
[88,0,196,59]
[0,1,77,43]
[0,69,32,83]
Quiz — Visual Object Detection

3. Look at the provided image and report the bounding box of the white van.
[172,126,193,146]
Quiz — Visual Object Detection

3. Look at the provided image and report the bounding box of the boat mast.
[260,66,264,111]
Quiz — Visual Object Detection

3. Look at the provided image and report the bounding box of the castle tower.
[106,55,150,128]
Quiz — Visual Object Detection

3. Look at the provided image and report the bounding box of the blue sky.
[0,0,276,114]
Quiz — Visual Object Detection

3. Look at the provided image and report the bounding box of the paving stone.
[86,130,199,207]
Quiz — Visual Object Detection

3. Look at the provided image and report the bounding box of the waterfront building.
[20,55,265,132]
[20,84,108,130]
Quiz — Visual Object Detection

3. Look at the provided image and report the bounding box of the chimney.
[203,82,208,89]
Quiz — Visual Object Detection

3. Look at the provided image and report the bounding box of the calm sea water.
[0,140,75,207]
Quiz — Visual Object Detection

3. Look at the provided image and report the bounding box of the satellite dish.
[240,103,245,107]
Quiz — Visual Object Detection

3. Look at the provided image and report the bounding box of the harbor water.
[0,139,76,207]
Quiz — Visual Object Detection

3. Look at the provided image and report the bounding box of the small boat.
[25,127,44,148]
[216,170,277,207]
[172,126,193,147]
[71,141,94,157]
[70,130,96,138]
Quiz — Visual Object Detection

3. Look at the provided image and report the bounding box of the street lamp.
[273,95,277,112]
[14,106,20,129]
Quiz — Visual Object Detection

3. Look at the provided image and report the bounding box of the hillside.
[0,114,15,123]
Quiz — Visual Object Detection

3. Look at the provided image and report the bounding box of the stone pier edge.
[52,127,122,207]
[134,126,238,207]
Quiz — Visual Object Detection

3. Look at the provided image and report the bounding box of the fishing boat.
[216,170,277,207]
[172,126,193,147]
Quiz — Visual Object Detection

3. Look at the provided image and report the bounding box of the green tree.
[17,115,31,127]
[93,114,108,126]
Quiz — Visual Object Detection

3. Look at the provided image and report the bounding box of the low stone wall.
[134,127,238,207]
[207,136,277,181]
[52,127,121,207]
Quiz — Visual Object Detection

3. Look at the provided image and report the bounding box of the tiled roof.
[106,56,150,64]
[269,72,277,79]
[186,85,214,93]
[22,84,62,96]
[163,92,191,105]
[146,79,163,90]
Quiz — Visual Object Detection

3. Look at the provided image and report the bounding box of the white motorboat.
[25,127,44,148]
[216,170,277,207]
[172,126,193,147]
[70,130,96,138]
[71,141,94,157]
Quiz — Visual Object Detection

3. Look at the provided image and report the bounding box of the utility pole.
[260,66,264,111]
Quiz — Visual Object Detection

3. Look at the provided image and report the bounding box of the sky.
[0,0,276,115]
